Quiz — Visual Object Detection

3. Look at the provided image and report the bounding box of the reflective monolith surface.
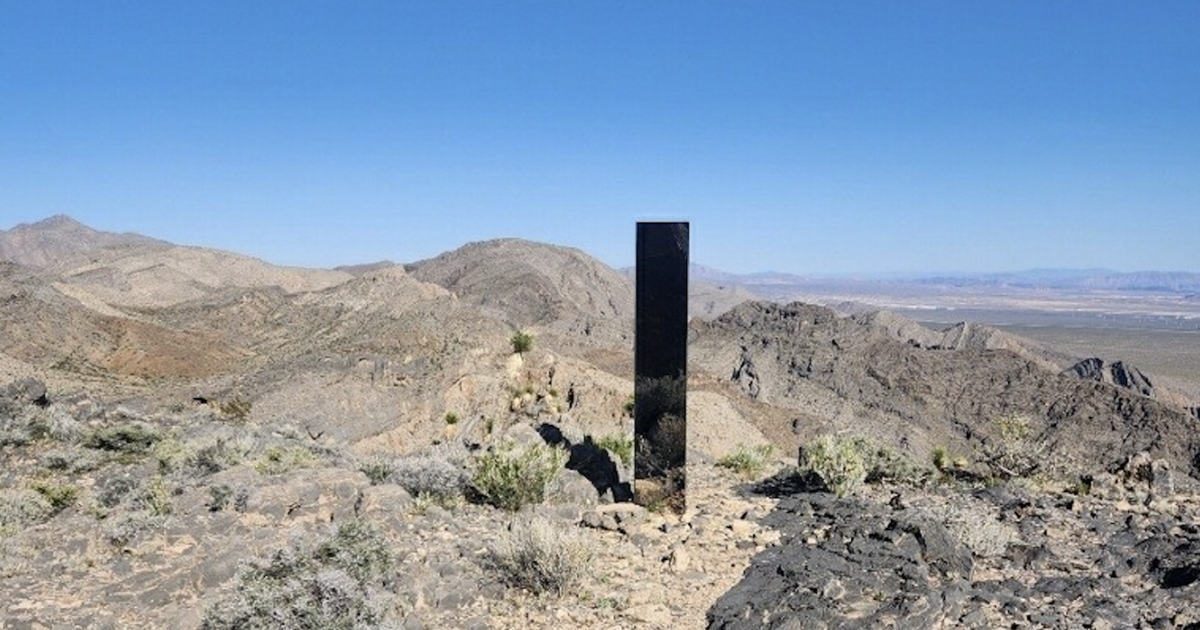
[634,222,688,512]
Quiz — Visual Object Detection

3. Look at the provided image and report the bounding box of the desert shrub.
[152,437,189,474]
[800,434,932,496]
[471,440,567,511]
[860,442,933,485]
[136,476,174,516]
[104,512,167,547]
[39,447,102,474]
[592,434,634,467]
[510,330,534,355]
[208,485,234,511]
[390,452,469,501]
[95,474,139,508]
[718,443,775,480]
[443,412,459,425]
[314,520,394,585]
[979,413,1045,480]
[255,446,316,475]
[486,515,592,596]
[0,489,53,536]
[201,521,392,630]
[917,501,1020,558]
[85,422,162,454]
[188,439,246,476]
[27,407,83,443]
[218,397,252,423]
[800,434,869,497]
[357,456,395,486]
[29,479,78,513]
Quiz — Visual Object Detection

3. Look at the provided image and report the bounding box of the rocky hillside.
[690,301,1200,484]
[3,215,1200,630]
[409,239,635,347]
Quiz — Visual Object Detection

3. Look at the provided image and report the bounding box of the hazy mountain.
[0,215,353,310]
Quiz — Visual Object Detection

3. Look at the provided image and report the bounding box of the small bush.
[718,443,775,479]
[443,412,459,425]
[255,446,316,475]
[104,512,167,547]
[201,521,392,630]
[979,413,1045,480]
[472,440,567,511]
[188,439,245,476]
[152,437,189,474]
[136,476,174,516]
[592,434,634,467]
[39,448,103,474]
[29,480,78,513]
[390,453,469,500]
[511,330,534,355]
[314,520,394,585]
[357,456,395,486]
[800,434,868,498]
[218,397,252,423]
[85,422,162,454]
[208,485,234,511]
[487,516,592,595]
[0,489,53,536]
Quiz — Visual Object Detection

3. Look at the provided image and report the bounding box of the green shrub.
[201,521,392,630]
[357,456,395,486]
[718,443,775,479]
[443,411,460,425]
[85,422,162,454]
[800,434,868,497]
[511,330,534,355]
[255,446,316,475]
[137,476,174,516]
[29,480,78,513]
[487,515,592,596]
[472,440,567,511]
[592,434,634,467]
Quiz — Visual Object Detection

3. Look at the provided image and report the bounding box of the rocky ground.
[5,375,1200,629]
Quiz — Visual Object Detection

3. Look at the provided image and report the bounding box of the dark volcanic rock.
[1066,357,1156,398]
[708,492,971,630]
[709,480,1200,630]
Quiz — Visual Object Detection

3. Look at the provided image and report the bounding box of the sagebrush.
[487,516,592,595]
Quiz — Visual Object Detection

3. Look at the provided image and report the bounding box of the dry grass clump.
[254,446,317,475]
[487,516,592,596]
[717,443,775,479]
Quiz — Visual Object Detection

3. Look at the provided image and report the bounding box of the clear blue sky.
[2,2,1198,274]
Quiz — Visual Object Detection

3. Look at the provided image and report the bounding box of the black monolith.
[634,222,688,512]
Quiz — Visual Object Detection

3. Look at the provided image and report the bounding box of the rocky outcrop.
[1066,357,1156,398]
